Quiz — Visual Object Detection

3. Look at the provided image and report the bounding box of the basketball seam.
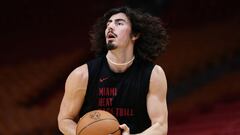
[77,118,119,135]
[79,110,105,121]
[109,127,121,135]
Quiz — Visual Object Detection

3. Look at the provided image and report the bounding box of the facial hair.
[106,41,117,50]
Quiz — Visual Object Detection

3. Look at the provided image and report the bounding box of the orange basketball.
[76,110,121,135]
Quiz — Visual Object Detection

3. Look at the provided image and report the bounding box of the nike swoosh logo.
[99,77,109,82]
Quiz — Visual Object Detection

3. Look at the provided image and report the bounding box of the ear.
[131,33,140,41]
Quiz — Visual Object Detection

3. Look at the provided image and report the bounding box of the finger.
[119,124,130,132]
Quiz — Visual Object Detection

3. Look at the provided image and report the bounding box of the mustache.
[107,31,117,37]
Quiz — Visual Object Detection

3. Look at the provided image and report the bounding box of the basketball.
[76,110,121,135]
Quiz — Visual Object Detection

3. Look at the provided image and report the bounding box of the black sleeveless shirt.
[79,56,155,134]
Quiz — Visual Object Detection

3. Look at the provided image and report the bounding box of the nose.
[108,27,113,33]
[106,22,114,32]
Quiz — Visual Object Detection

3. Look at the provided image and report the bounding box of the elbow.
[164,126,168,135]
[57,114,70,134]
[163,123,168,135]
[57,116,64,133]
[155,122,168,135]
[57,115,77,135]
[161,122,168,135]
[57,114,63,128]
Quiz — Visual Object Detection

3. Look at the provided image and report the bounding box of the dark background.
[0,0,240,134]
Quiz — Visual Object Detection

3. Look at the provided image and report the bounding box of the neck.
[106,51,135,72]
[106,55,135,66]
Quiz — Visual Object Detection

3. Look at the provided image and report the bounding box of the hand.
[119,124,130,135]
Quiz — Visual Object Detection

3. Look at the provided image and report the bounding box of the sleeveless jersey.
[79,56,155,133]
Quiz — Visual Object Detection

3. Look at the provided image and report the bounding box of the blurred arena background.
[0,0,240,134]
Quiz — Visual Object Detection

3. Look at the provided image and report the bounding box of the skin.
[105,13,137,72]
[57,13,168,135]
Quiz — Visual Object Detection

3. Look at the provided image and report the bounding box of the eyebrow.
[107,18,127,23]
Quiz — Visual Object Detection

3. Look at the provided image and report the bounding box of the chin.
[106,42,117,50]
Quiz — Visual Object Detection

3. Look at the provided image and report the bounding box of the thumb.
[119,124,130,135]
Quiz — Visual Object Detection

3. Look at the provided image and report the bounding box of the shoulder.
[65,64,89,92]
[68,64,88,81]
[149,65,167,95]
[151,65,166,79]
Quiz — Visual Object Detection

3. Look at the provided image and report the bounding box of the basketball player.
[58,7,168,135]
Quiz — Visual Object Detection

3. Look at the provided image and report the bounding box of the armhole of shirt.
[144,62,156,95]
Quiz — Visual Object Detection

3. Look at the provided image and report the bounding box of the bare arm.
[120,65,168,135]
[57,64,88,135]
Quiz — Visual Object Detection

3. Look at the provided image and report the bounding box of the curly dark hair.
[89,6,168,61]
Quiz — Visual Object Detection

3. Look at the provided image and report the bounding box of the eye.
[117,22,123,25]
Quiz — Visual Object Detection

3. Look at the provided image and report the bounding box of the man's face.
[105,13,134,50]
